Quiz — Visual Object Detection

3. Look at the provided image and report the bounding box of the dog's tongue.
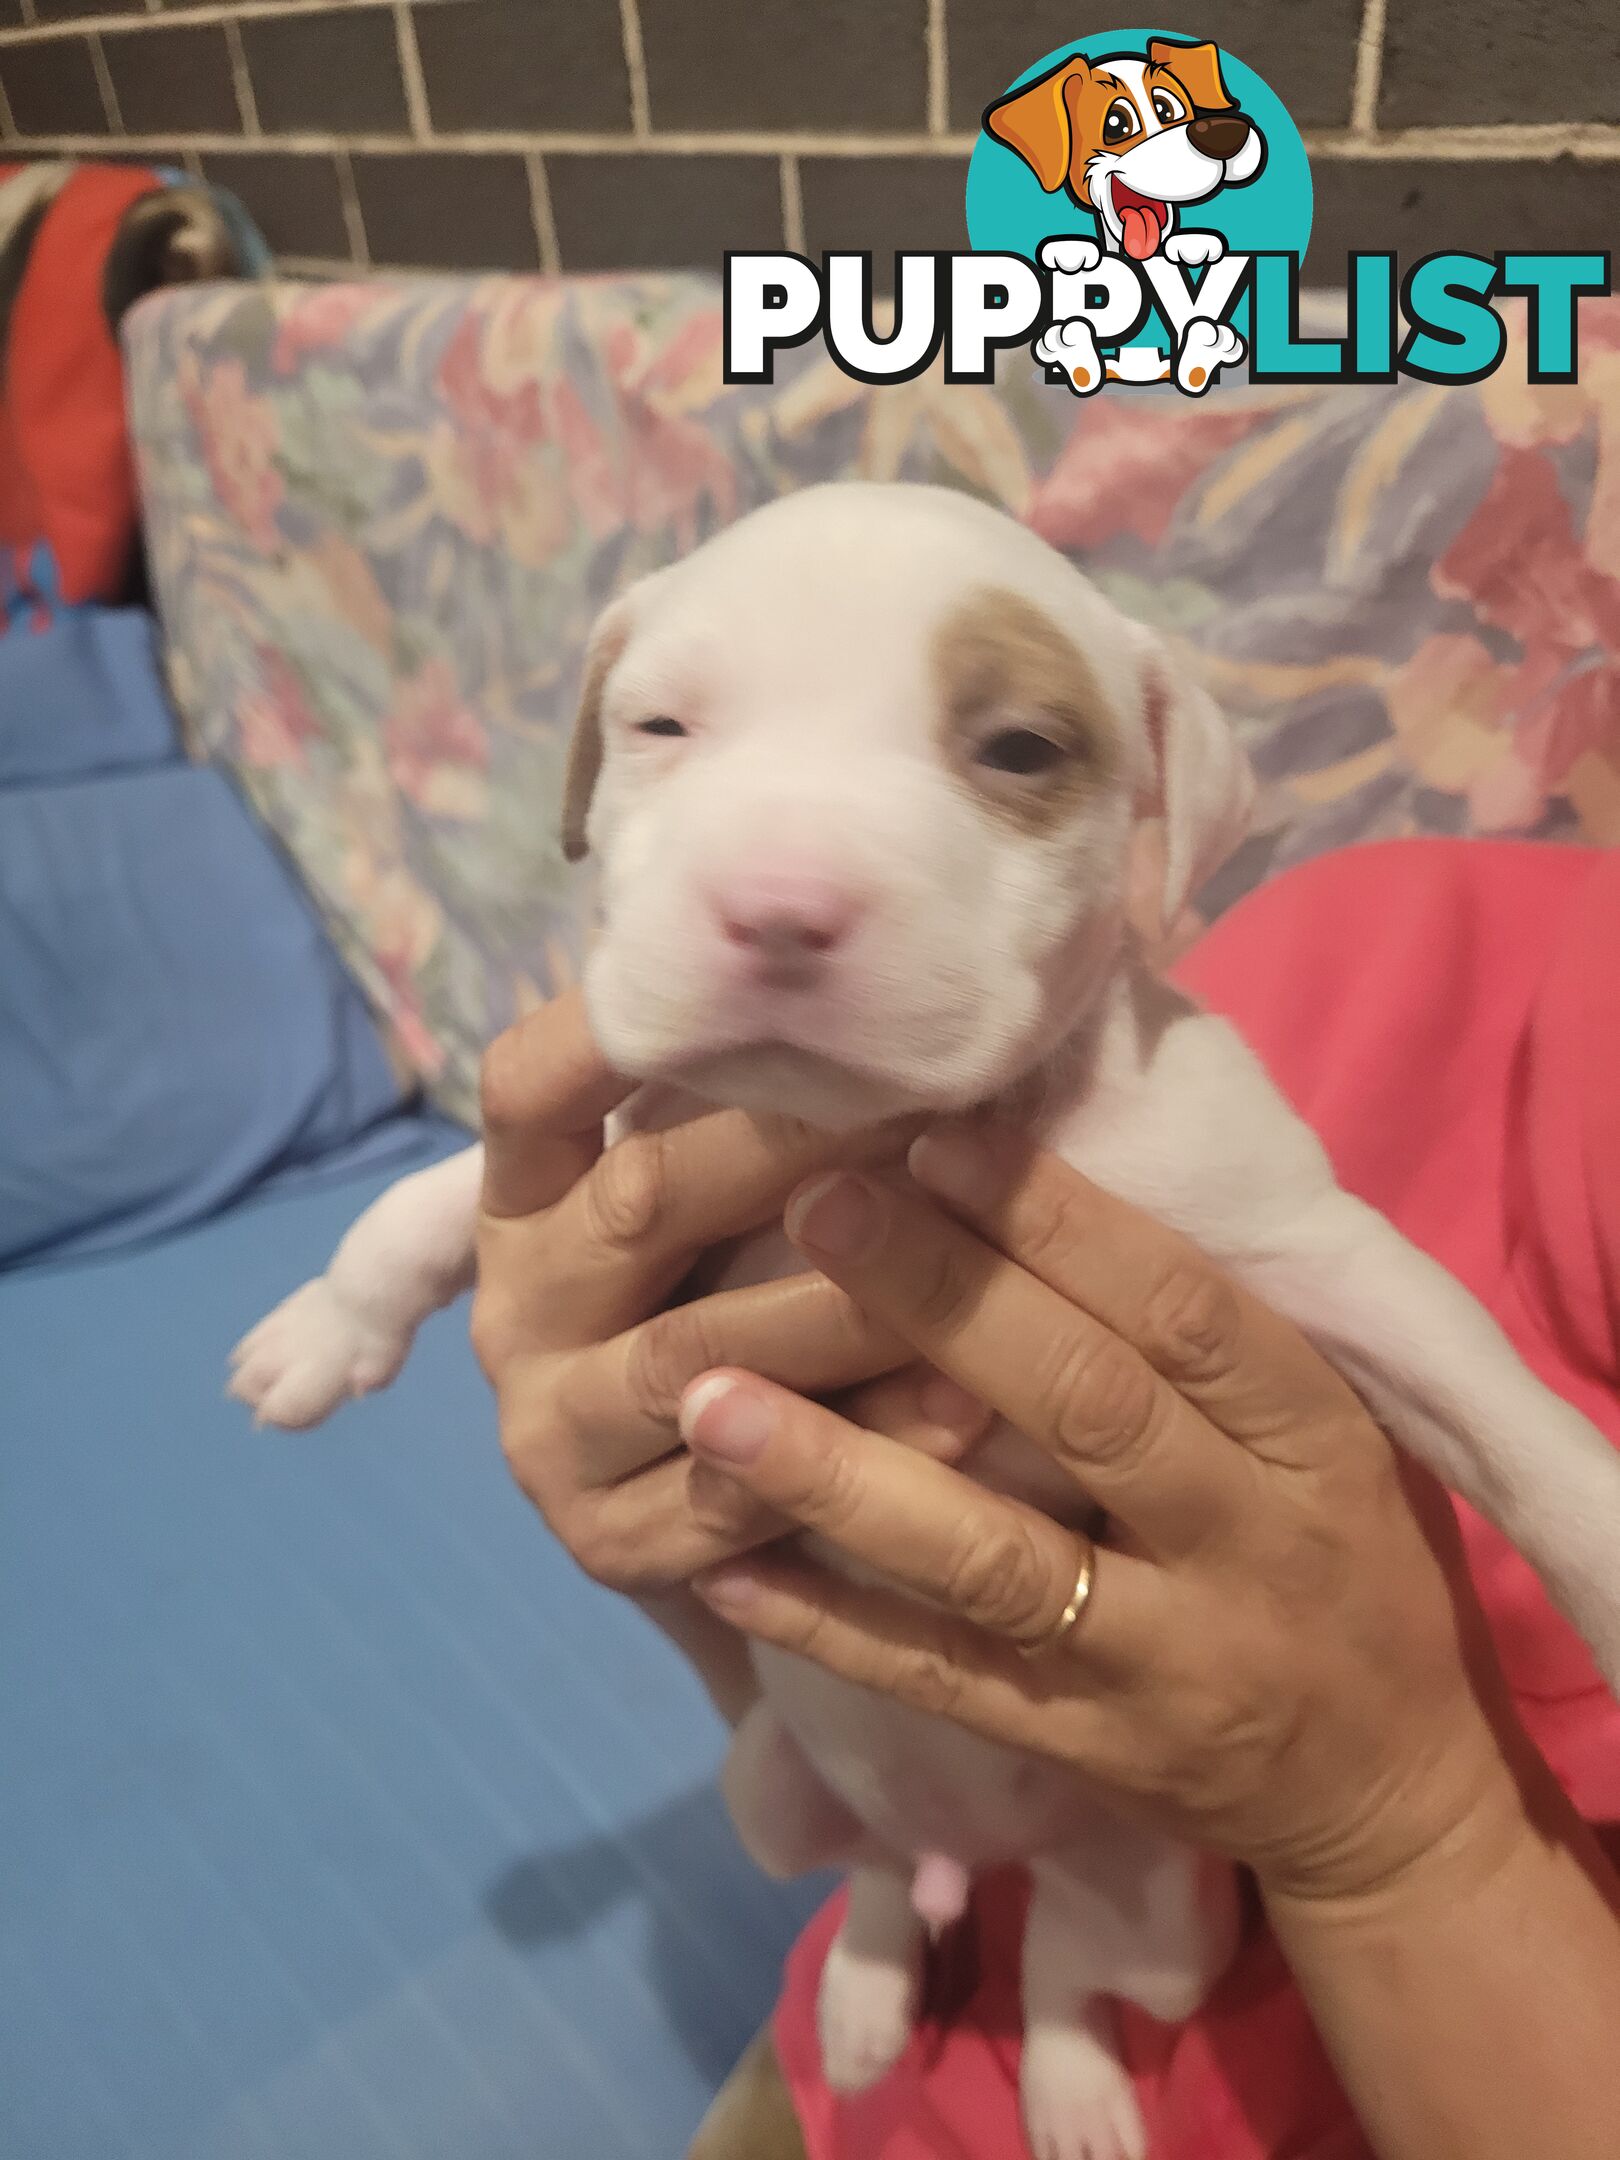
[1121,201,1163,260]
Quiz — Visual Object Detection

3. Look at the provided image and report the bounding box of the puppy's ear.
[1138,645,1253,929]
[559,597,634,864]
[1149,38,1235,113]
[983,57,1090,193]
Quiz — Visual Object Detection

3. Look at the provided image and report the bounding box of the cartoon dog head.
[985,38,1265,261]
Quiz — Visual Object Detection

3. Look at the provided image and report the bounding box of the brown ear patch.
[982,57,1090,195]
[559,613,630,863]
[932,586,1120,836]
[1148,38,1234,113]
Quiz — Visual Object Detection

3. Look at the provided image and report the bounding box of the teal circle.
[966,28,1312,268]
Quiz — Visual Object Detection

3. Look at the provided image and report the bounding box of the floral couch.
[126,275,1620,1126]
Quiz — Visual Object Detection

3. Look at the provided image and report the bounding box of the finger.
[907,1125,1363,1456]
[782,1173,1250,1555]
[679,1371,1161,1662]
[693,1548,1124,1769]
[837,1364,992,1464]
[521,1108,917,1352]
[480,990,634,1218]
[563,1454,787,1592]
[549,1273,906,1487]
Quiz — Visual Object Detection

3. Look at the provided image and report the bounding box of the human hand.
[472,993,983,1595]
[676,1126,1532,1907]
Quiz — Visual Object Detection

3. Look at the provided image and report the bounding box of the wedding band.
[1019,1538,1096,1658]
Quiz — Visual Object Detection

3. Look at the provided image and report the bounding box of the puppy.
[231,485,1620,2160]
[985,39,1265,264]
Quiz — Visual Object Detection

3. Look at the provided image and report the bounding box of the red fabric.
[775,839,1620,2160]
[0,163,46,576]
[0,163,160,604]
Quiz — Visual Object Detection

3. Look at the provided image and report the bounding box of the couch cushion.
[0,762,419,1266]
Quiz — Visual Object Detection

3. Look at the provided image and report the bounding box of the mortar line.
[224,16,260,138]
[617,0,650,135]
[1351,0,1389,135]
[394,1,432,139]
[0,0,416,40]
[87,32,123,135]
[926,0,948,136]
[4,122,1617,163]
[525,148,560,274]
[778,150,804,252]
[335,145,369,268]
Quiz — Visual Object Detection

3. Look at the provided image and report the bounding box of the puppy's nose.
[1188,111,1251,160]
[710,869,864,977]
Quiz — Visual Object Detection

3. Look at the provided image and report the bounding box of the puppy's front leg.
[229,1143,483,1429]
[1237,1191,1620,1686]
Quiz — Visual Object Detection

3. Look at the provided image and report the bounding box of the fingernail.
[919,1373,989,1438]
[696,1562,760,1615]
[679,1373,775,1462]
[785,1172,885,1260]
[907,1127,999,1210]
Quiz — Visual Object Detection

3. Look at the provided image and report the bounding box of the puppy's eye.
[1103,99,1138,144]
[975,727,1065,777]
[1151,88,1185,126]
[635,716,687,738]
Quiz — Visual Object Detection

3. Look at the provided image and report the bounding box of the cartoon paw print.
[1035,315,1106,397]
[1175,317,1245,394]
[1038,236,1102,277]
[1163,231,1228,268]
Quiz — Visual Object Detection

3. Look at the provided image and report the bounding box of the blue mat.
[0,1157,828,2160]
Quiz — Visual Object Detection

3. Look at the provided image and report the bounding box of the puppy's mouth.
[652,1037,933,1130]
[1111,177,1170,261]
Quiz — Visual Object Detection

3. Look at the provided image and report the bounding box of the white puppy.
[231,484,1620,2160]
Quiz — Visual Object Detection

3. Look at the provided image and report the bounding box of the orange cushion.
[3,164,161,605]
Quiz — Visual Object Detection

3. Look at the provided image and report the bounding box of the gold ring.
[1019,1538,1096,1658]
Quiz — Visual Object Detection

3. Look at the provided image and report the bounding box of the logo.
[972,32,1305,395]
[724,26,1610,397]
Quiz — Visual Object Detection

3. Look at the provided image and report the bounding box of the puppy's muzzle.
[711,866,866,990]
[1187,112,1252,162]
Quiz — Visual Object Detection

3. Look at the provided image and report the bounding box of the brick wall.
[0,0,1616,279]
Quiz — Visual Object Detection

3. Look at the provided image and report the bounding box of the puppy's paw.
[1040,236,1102,276]
[816,1932,919,2094]
[228,1279,408,1430]
[1175,315,1245,394]
[1021,2026,1147,2160]
[1034,315,1105,397]
[1163,229,1226,268]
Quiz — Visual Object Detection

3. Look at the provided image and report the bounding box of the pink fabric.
[774,839,1620,2160]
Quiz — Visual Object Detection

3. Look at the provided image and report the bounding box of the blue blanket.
[0,601,443,1267]
[0,1161,822,2157]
